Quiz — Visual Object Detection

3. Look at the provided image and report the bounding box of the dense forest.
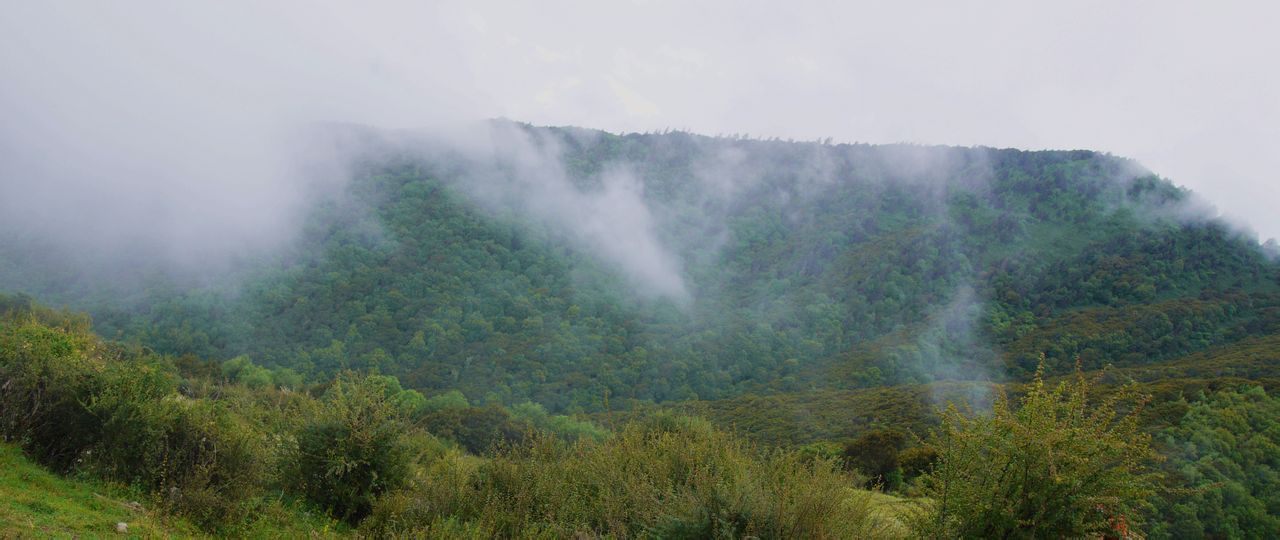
[5,124,1277,409]
[2,123,1279,537]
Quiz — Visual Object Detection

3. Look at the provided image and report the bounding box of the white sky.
[455,1,1280,239]
[3,1,1279,241]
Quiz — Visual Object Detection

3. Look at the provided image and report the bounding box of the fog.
[2,2,1276,294]
[448,123,691,301]
[0,3,479,269]
[457,1,1280,241]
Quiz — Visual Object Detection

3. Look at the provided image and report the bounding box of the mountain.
[4,122,1280,537]
[2,122,1278,413]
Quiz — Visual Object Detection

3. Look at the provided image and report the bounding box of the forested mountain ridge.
[4,123,1280,537]
[2,122,1277,412]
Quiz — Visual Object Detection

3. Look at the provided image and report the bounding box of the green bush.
[420,389,470,413]
[912,365,1161,538]
[365,414,892,538]
[87,367,266,529]
[0,321,104,471]
[897,445,938,480]
[418,404,529,455]
[289,372,415,523]
[222,355,273,389]
[160,403,263,529]
[795,440,844,464]
[843,428,908,490]
[0,317,266,530]
[510,401,608,442]
[271,367,305,390]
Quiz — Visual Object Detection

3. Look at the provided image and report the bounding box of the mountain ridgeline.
[3,123,1277,412]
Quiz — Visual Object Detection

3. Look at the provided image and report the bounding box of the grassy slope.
[0,444,350,539]
[0,444,199,538]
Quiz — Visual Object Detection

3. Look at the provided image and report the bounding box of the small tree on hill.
[914,361,1161,539]
[843,428,908,490]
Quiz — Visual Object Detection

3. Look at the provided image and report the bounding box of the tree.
[914,362,1161,539]
[843,428,908,489]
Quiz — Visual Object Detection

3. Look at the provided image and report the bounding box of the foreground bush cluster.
[4,295,1277,538]
[0,300,897,536]
[0,306,267,529]
[365,416,889,538]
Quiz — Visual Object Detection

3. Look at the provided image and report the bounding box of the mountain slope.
[2,123,1276,412]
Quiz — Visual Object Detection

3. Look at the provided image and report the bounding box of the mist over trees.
[3,2,1279,537]
[5,123,1272,411]
[2,124,1279,537]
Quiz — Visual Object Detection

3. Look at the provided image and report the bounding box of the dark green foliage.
[0,319,103,470]
[290,372,415,523]
[2,124,1280,536]
[417,404,529,455]
[843,428,908,489]
[508,401,609,442]
[605,329,1280,454]
[1149,387,1280,539]
[83,362,264,528]
[603,381,995,448]
[1,290,1276,536]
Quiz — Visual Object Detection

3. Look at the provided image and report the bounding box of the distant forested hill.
[3,122,1277,411]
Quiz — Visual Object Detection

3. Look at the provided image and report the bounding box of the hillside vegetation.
[4,125,1276,412]
[0,300,910,537]
[4,300,1277,536]
[2,124,1279,536]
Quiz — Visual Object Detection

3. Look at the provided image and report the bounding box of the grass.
[0,444,350,539]
[852,488,918,538]
[0,443,200,538]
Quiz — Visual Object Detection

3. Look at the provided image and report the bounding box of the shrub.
[87,365,266,529]
[1149,386,1280,538]
[0,320,105,470]
[0,317,266,530]
[795,440,844,464]
[418,404,529,454]
[510,401,608,442]
[159,401,265,528]
[365,414,894,538]
[912,364,1161,538]
[420,389,470,413]
[897,445,938,480]
[271,367,305,390]
[222,355,273,389]
[843,428,908,489]
[289,372,415,523]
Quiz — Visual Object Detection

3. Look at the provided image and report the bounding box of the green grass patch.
[0,443,199,538]
[0,444,348,539]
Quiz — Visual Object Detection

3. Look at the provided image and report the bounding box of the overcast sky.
[3,1,1279,243]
